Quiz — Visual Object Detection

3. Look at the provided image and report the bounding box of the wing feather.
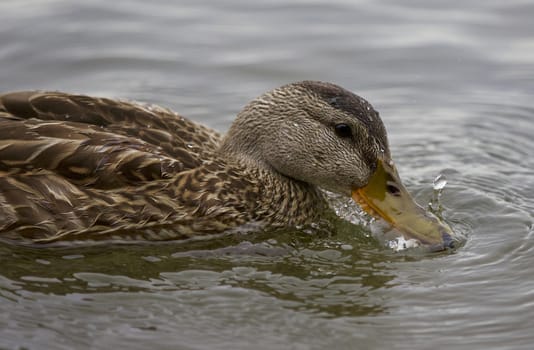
[0,91,223,188]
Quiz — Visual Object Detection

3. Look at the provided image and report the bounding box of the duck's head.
[222,81,455,250]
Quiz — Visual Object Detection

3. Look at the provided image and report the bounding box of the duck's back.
[0,91,223,240]
[0,91,223,187]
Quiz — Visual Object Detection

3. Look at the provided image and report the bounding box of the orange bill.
[352,158,456,251]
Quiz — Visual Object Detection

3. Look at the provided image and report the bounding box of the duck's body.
[0,82,454,248]
[0,89,324,243]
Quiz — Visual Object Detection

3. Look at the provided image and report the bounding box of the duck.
[0,81,455,249]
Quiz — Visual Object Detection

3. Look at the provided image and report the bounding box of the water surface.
[1,0,533,349]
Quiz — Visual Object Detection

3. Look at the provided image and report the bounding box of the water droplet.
[429,174,447,215]
[433,174,447,191]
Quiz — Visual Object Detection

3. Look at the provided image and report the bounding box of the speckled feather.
[0,90,327,243]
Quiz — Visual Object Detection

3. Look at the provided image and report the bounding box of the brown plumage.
[0,81,455,249]
[0,84,339,243]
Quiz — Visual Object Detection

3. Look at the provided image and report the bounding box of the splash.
[429,174,447,215]
[386,235,421,252]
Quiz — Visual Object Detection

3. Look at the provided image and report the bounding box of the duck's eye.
[334,123,352,138]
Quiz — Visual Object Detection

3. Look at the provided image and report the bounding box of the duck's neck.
[219,125,267,170]
[214,148,327,228]
[251,164,328,228]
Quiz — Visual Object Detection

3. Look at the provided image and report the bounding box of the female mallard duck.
[0,81,454,248]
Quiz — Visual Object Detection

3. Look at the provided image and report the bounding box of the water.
[1,0,534,349]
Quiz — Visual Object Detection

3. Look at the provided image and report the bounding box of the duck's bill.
[351,158,455,251]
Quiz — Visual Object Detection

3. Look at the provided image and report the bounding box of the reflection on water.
[1,0,534,349]
[0,225,396,316]
[0,232,397,349]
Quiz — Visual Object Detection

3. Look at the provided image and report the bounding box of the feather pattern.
[0,89,326,243]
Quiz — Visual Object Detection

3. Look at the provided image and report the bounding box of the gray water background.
[1,0,534,349]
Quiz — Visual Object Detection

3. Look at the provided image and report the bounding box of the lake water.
[1,0,534,349]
